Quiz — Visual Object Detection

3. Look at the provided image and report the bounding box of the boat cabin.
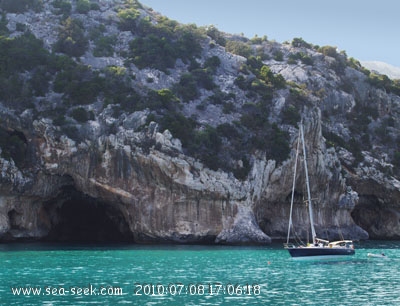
[328,240,354,249]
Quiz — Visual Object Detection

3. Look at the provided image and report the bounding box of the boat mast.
[300,122,317,245]
[286,128,301,244]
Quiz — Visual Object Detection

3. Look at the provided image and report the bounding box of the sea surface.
[0,241,399,305]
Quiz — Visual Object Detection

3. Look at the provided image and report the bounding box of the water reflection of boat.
[367,253,388,258]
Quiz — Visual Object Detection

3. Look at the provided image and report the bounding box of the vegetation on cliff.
[0,0,292,179]
[1,0,400,181]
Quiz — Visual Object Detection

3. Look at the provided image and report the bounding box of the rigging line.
[292,226,306,246]
[290,210,306,246]
[288,208,305,246]
[286,126,301,244]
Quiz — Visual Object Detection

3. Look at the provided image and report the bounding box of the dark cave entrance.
[350,194,399,239]
[45,187,133,243]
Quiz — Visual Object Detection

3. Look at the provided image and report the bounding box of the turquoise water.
[1,241,400,305]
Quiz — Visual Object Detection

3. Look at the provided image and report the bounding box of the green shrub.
[52,0,71,15]
[240,103,268,131]
[54,18,88,57]
[234,75,248,90]
[156,88,179,104]
[281,105,300,126]
[259,66,286,89]
[15,23,27,32]
[292,37,313,49]
[0,33,50,74]
[222,102,235,114]
[68,80,101,105]
[71,107,89,123]
[206,25,226,46]
[30,67,51,96]
[90,2,100,10]
[173,73,199,102]
[264,124,290,162]
[346,102,377,135]
[288,52,313,65]
[53,113,66,126]
[128,15,202,71]
[259,65,274,83]
[289,87,307,104]
[53,64,101,105]
[137,16,170,37]
[89,24,106,40]
[273,73,286,89]
[239,103,290,164]
[318,45,338,58]
[225,40,252,58]
[250,35,268,45]
[123,0,143,9]
[129,35,177,71]
[204,56,221,73]
[189,126,222,171]
[159,112,197,147]
[191,68,215,90]
[158,113,234,171]
[367,72,391,90]
[101,66,142,109]
[250,79,273,100]
[146,89,180,111]
[93,35,117,57]
[391,79,400,96]
[117,7,140,31]
[274,51,284,61]
[323,130,363,164]
[246,56,264,71]
[76,0,91,14]
[176,26,203,60]
[49,53,76,72]
[208,90,235,105]
[0,75,31,108]
[347,57,363,70]
[323,131,347,149]
[364,71,400,94]
[216,123,239,139]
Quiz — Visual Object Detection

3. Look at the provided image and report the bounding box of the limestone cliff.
[0,0,399,244]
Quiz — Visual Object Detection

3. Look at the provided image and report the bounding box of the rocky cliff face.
[1,0,400,244]
[0,109,271,244]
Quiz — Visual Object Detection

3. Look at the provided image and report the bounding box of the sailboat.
[284,122,355,259]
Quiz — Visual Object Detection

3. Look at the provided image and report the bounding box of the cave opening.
[44,187,133,243]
